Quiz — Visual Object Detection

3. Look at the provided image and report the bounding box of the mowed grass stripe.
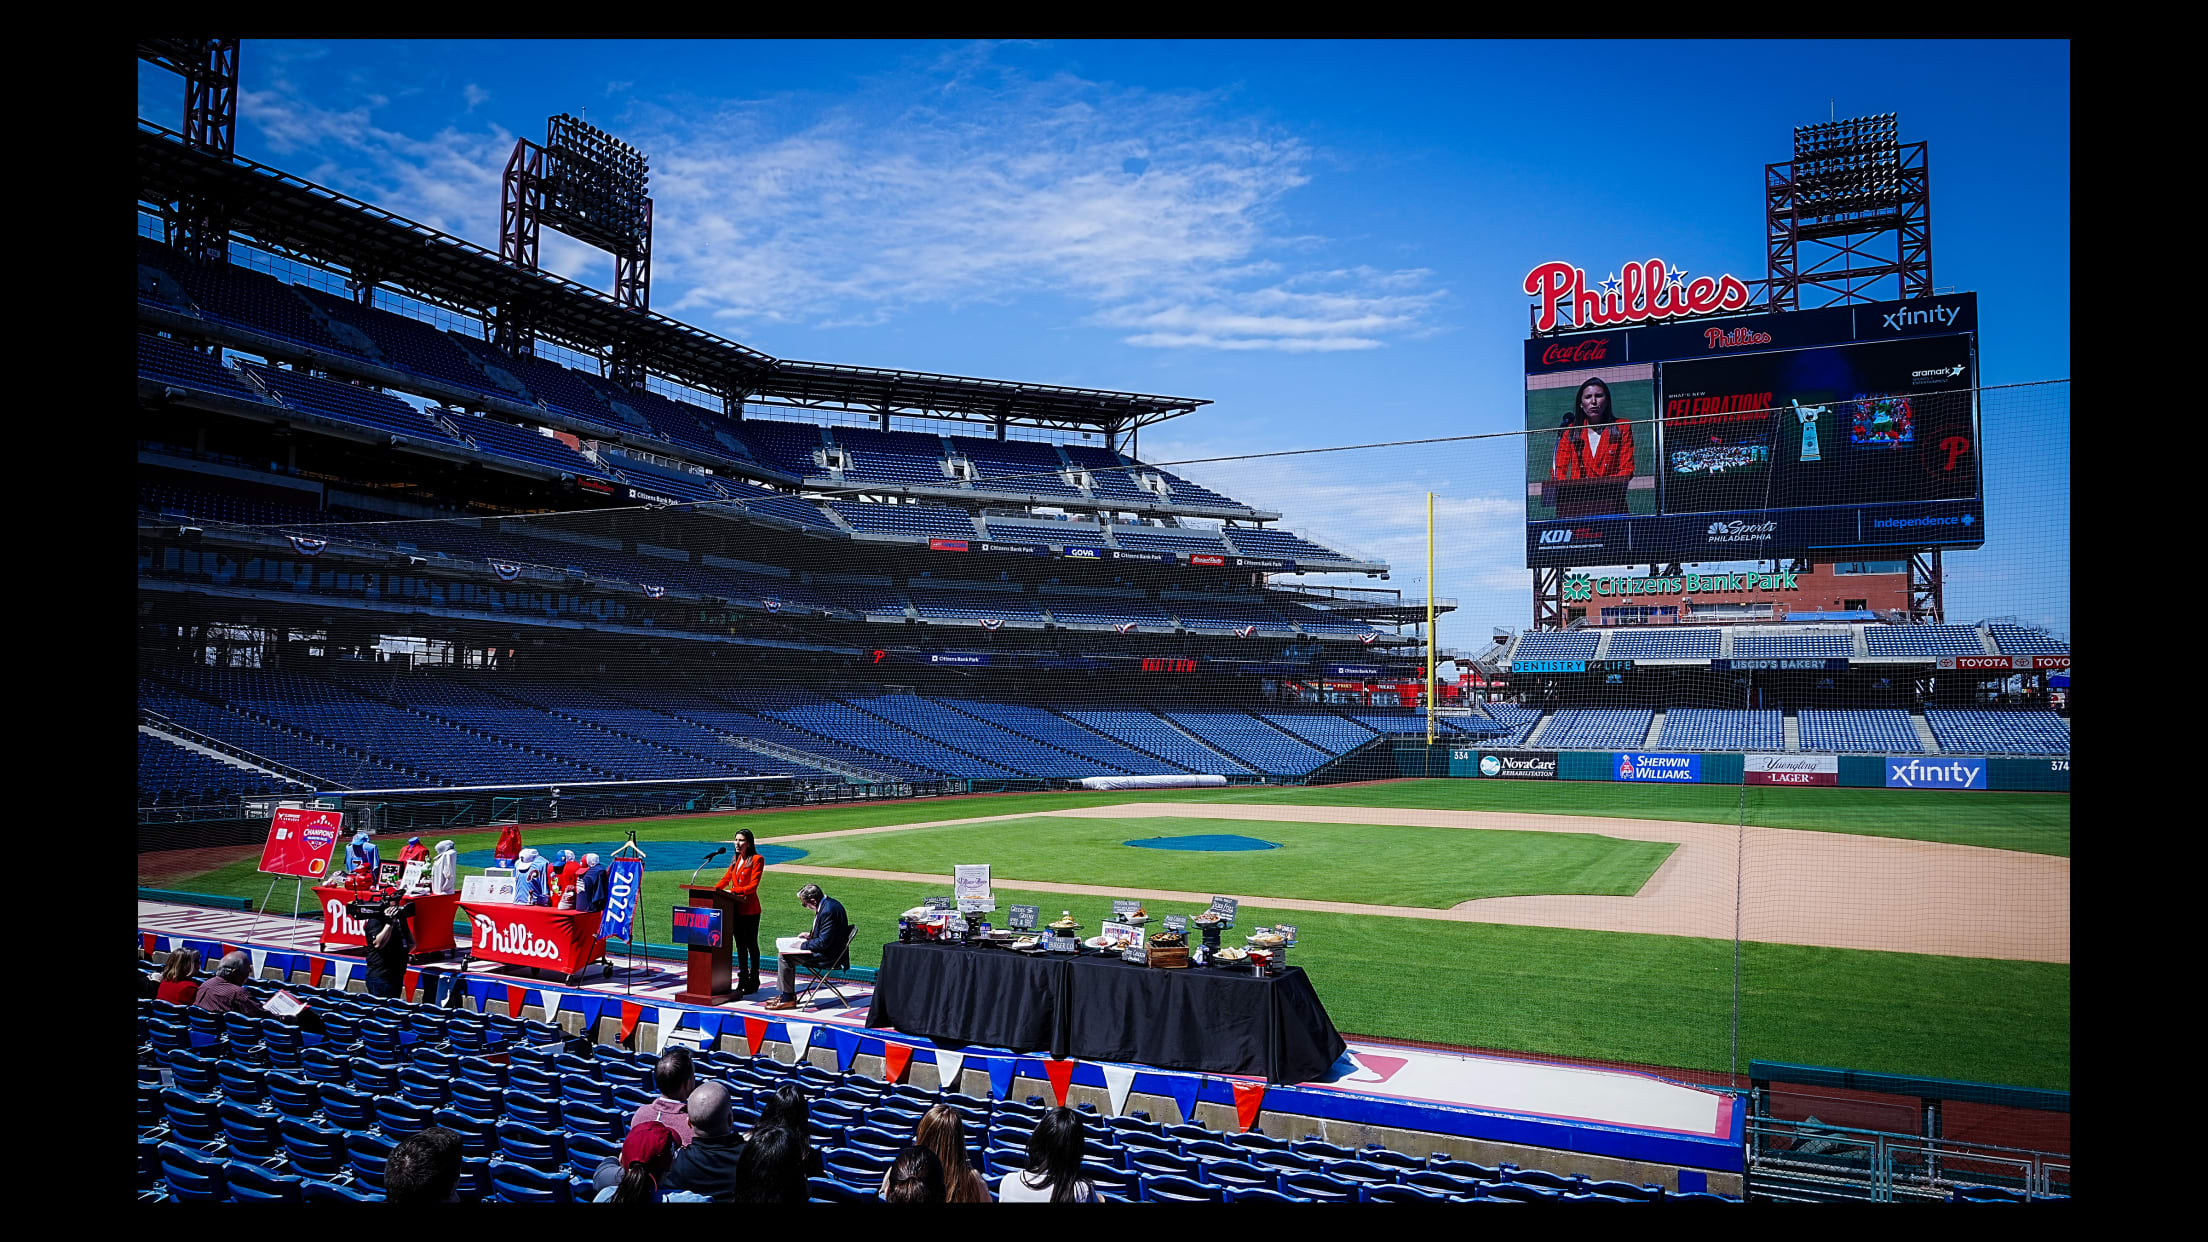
[434,781,2066,857]
[785,815,1677,909]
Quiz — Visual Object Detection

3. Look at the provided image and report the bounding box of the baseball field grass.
[153,779,2070,1089]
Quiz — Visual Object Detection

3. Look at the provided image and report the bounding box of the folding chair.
[793,922,858,1009]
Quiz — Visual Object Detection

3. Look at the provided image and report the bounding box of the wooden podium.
[675,883,741,1005]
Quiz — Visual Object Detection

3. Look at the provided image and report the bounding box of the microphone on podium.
[689,846,729,886]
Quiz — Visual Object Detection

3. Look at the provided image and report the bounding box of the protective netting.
[136,358,2068,1099]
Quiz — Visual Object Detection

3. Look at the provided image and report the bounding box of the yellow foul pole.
[1425,491,1436,748]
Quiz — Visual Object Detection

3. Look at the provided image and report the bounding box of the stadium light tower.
[1765,113,1932,310]
[498,114,656,381]
[136,38,239,263]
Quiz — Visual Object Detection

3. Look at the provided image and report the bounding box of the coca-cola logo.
[1524,259,1752,332]
[1704,326,1773,350]
[1540,338,1612,366]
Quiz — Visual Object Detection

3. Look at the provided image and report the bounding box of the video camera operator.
[356,891,416,998]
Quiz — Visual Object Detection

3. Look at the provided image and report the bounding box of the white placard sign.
[953,864,991,900]
[462,873,516,904]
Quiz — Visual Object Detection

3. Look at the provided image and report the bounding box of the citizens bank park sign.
[1523,258,1753,333]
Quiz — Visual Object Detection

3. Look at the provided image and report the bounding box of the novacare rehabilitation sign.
[1614,753,1702,782]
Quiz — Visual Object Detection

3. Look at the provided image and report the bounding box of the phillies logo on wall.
[1539,337,1612,366]
[324,898,364,937]
[473,917,565,961]
[1524,259,1752,332]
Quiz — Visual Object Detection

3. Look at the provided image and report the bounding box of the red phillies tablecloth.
[313,887,460,954]
[460,902,606,975]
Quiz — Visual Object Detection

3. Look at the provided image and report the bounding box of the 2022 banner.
[600,857,645,940]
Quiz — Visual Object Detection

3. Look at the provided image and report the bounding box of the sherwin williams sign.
[1614,752,1702,782]
[1885,757,1987,790]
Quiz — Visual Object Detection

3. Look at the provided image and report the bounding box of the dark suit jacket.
[800,896,850,963]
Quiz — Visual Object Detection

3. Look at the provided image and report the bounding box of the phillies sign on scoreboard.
[1523,258,1754,334]
[258,806,345,878]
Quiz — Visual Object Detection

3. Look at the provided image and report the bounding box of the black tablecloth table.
[866,941,1073,1058]
[864,941,1347,1084]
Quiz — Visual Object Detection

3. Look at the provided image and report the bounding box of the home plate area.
[140,899,1743,1192]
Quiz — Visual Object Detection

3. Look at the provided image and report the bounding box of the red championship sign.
[1743,754,1839,787]
[462,904,607,975]
[258,806,345,878]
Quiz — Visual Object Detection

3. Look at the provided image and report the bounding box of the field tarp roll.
[1078,774,1229,790]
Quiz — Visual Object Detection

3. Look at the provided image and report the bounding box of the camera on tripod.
[347,889,414,925]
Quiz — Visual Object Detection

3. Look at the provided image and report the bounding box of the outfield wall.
[1431,745,2069,793]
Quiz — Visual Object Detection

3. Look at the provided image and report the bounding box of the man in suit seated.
[764,883,848,1011]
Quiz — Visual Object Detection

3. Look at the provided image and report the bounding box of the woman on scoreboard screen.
[1552,377,1637,480]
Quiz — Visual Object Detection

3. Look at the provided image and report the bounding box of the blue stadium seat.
[1583,1179,1665,1201]
[346,1130,397,1189]
[496,1120,568,1171]
[567,1130,622,1183]
[809,1175,883,1204]
[216,1098,283,1160]
[159,1087,224,1145]
[1140,1174,1225,1203]
[1280,1172,1359,1202]
[1362,1183,1453,1203]
[1181,1139,1242,1162]
[824,1147,896,1184]
[224,1161,305,1203]
[157,1142,230,1202]
[1323,1160,1400,1186]
[561,1099,626,1141]
[1405,1169,1483,1196]
[277,1117,348,1180]
[1125,1148,1201,1179]
[1506,1167,1581,1193]
[433,1107,499,1158]
[167,1048,221,1094]
[1199,1160,1278,1191]
[314,1083,376,1131]
[373,1095,436,1138]
[490,1160,575,1204]
[504,1094,561,1129]
[302,1178,383,1202]
[1225,1186,1312,1203]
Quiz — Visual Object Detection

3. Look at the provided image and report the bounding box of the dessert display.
[1009,935,1042,951]
[1212,946,1249,963]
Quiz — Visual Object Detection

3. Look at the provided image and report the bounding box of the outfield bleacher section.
[1512,632,1600,662]
[1925,710,2070,756]
[1538,709,1655,751]
[1797,710,1923,754]
[1863,625,1988,657]
[1659,710,1782,752]
[1603,629,1721,660]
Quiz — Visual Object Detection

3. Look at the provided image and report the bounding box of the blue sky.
[139,39,2070,637]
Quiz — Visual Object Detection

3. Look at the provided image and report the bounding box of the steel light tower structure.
[1765,113,1931,311]
[498,114,655,381]
[137,38,239,263]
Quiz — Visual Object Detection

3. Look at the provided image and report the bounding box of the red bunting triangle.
[882,1043,913,1084]
[404,970,421,1003]
[620,1002,643,1045]
[141,933,157,957]
[744,1016,768,1057]
[506,985,525,1019]
[221,944,237,959]
[1044,1057,1076,1108]
[308,957,326,988]
[1231,1080,1266,1131]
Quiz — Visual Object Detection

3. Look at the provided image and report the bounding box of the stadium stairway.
[1643,712,1666,748]
[140,724,304,785]
[1153,711,1259,773]
[1911,713,1943,754]
[1520,712,1555,748]
[1782,713,1800,753]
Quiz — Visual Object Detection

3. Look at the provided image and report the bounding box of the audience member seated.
[915,1103,989,1203]
[596,1120,680,1203]
[195,951,315,1026]
[155,948,201,1006]
[383,1127,463,1204]
[731,1123,810,1204]
[633,1047,696,1145]
[756,1084,827,1182]
[883,1145,945,1204]
[661,1082,743,1202]
[997,1107,1096,1202]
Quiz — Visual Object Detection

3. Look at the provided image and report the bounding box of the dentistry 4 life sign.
[1614,752,1702,783]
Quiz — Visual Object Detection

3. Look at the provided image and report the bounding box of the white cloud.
[463,83,490,111]
[234,49,1444,353]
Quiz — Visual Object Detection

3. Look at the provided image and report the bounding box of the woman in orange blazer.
[716,829,766,996]
[1551,377,1637,480]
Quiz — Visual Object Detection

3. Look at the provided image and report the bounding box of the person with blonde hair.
[155,947,200,1006]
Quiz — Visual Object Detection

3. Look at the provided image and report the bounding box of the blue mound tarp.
[1123,834,1281,852]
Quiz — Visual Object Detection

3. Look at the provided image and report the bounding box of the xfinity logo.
[1705,519,1778,543]
[1886,758,1985,789]
[1911,365,1966,381]
[1882,304,1959,331]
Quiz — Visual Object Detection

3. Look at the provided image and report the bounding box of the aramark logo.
[1911,364,1966,382]
[1705,519,1779,543]
[1882,304,1960,331]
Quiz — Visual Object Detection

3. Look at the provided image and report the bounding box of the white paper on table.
[266,990,308,1017]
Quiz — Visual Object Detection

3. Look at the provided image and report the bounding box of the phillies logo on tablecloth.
[1523,258,1751,332]
[324,898,364,938]
[473,916,566,962]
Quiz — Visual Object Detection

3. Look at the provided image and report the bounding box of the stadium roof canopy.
[135,121,1209,437]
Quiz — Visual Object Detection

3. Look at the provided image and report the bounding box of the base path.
[771,802,2068,964]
